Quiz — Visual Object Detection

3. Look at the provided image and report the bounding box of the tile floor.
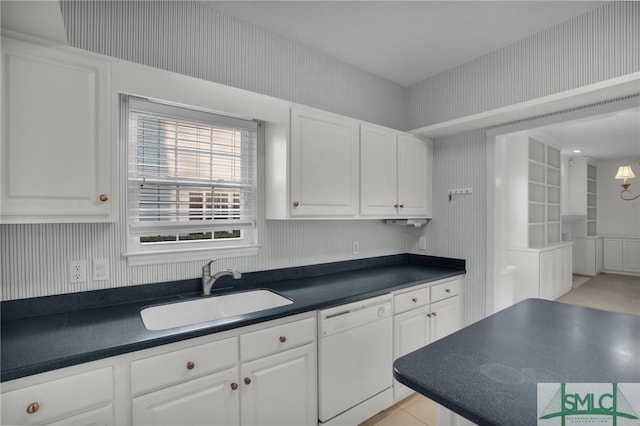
[359,393,437,426]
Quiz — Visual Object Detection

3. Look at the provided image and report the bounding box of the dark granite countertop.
[393,299,640,426]
[1,254,465,382]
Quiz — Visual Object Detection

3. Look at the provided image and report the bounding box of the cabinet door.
[429,297,460,343]
[393,307,430,401]
[539,251,555,300]
[360,124,398,217]
[44,404,113,426]
[290,108,359,217]
[132,369,240,426]
[603,238,623,270]
[1,38,114,222]
[397,134,431,217]
[622,239,640,273]
[240,343,316,426]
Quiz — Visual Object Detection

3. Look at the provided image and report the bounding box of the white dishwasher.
[318,294,393,426]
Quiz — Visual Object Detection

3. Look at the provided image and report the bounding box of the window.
[123,96,258,265]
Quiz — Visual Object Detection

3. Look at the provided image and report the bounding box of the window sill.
[124,245,260,266]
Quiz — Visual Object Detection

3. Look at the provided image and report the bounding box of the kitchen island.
[393,299,640,426]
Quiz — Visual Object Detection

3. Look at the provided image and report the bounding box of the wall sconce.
[615,161,640,201]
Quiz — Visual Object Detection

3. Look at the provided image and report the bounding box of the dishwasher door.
[318,295,393,423]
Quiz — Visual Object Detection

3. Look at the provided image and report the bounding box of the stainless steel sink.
[140,290,293,331]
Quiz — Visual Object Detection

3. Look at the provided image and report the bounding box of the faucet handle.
[203,259,217,275]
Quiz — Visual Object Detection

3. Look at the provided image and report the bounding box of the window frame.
[121,95,259,266]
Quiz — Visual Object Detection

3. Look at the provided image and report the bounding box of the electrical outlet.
[69,260,87,283]
[93,258,110,281]
[352,241,360,255]
[419,237,427,250]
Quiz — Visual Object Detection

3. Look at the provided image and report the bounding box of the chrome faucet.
[202,260,242,296]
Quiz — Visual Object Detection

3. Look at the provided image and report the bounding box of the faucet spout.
[202,261,242,296]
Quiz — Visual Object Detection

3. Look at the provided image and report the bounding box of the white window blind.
[126,96,257,242]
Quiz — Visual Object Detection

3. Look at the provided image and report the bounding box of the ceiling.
[531,106,640,161]
[202,1,608,87]
[203,1,637,161]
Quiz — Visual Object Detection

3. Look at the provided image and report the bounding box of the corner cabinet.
[1,37,115,223]
[392,277,461,402]
[360,124,432,218]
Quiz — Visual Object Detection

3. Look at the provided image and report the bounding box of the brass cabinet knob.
[244,377,251,385]
[231,382,239,391]
[432,311,438,317]
[99,194,109,202]
[411,297,418,303]
[446,288,451,293]
[186,361,195,370]
[279,336,287,343]
[399,204,405,208]
[293,201,300,207]
[26,402,40,414]
[426,313,432,318]
[394,204,399,208]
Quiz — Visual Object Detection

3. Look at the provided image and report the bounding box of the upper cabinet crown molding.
[1,37,116,223]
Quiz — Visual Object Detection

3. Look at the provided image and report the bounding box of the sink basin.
[140,290,293,331]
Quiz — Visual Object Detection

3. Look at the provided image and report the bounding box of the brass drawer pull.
[99,194,109,202]
[399,204,405,208]
[426,313,432,318]
[394,204,399,208]
[26,402,40,414]
[446,288,451,293]
[432,311,438,317]
[279,336,287,343]
[293,201,300,207]
[244,377,251,385]
[231,382,239,391]
[411,297,418,303]
[186,361,195,370]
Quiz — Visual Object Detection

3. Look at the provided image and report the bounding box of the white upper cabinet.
[360,125,432,218]
[397,133,432,218]
[265,106,359,219]
[289,107,360,217]
[1,37,115,223]
[360,125,398,217]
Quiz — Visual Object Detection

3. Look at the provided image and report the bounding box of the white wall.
[596,160,640,236]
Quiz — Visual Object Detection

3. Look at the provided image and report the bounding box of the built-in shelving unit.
[527,139,561,248]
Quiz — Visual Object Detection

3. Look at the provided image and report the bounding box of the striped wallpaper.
[60,0,408,131]
[408,130,487,323]
[406,1,640,129]
[2,1,638,327]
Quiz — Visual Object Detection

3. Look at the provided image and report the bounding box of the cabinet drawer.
[394,287,430,314]
[241,317,315,362]
[1,367,112,426]
[431,279,460,302]
[131,336,237,395]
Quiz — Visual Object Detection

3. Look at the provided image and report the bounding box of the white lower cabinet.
[1,366,114,426]
[240,344,316,426]
[129,313,316,426]
[603,237,640,275]
[392,278,462,402]
[132,369,239,426]
[572,237,603,277]
[509,242,573,302]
